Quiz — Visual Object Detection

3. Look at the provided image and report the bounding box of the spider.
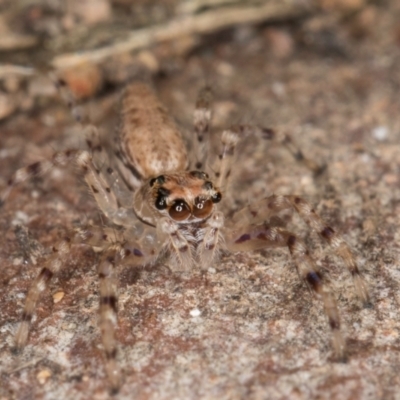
[2,81,370,393]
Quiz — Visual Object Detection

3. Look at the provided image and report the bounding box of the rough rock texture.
[1,2,400,400]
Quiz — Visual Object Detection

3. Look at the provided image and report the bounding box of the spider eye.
[169,199,190,221]
[211,192,222,203]
[190,170,209,180]
[203,181,213,190]
[150,175,165,187]
[154,187,170,210]
[193,198,213,218]
[155,195,168,210]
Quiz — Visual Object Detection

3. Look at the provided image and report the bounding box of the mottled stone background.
[1,1,400,399]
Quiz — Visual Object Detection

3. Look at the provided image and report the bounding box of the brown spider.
[2,81,370,392]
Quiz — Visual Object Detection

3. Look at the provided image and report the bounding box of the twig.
[177,0,242,15]
[0,64,36,79]
[8,357,45,373]
[51,2,311,69]
[0,33,38,51]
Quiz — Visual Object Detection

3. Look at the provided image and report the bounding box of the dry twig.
[51,2,310,69]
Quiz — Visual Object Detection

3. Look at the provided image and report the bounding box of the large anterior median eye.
[193,198,213,218]
[169,199,191,221]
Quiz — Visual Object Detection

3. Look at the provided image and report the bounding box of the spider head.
[134,170,221,226]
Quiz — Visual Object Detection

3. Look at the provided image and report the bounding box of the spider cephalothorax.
[133,171,222,226]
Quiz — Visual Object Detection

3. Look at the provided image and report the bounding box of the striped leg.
[286,195,370,306]
[55,74,133,207]
[229,194,370,306]
[53,76,83,122]
[157,218,194,272]
[75,150,137,227]
[232,124,324,175]
[224,223,345,360]
[97,246,122,393]
[14,221,159,392]
[198,211,224,270]
[97,236,161,393]
[192,86,213,170]
[2,74,99,206]
[13,225,115,350]
[211,123,304,192]
[229,193,294,227]
[278,131,324,175]
[0,149,80,206]
[77,117,133,207]
[215,129,240,190]
[0,146,136,227]
[14,237,72,349]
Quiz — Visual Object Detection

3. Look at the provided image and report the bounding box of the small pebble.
[53,291,65,304]
[11,211,29,226]
[372,126,388,141]
[37,369,51,384]
[190,308,201,317]
[271,81,286,98]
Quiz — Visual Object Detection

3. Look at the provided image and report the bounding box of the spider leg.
[192,86,213,170]
[224,223,345,360]
[98,228,162,393]
[97,245,123,393]
[0,149,80,206]
[157,217,196,272]
[0,83,124,209]
[231,124,324,175]
[156,214,225,273]
[14,237,72,350]
[0,146,137,230]
[286,195,370,305]
[14,221,160,393]
[278,131,324,175]
[198,211,224,270]
[229,194,370,305]
[83,131,133,208]
[201,123,323,212]
[75,150,139,227]
[215,129,240,191]
[53,75,84,123]
[13,225,120,350]
[57,78,135,207]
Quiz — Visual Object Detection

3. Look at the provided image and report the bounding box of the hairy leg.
[192,86,213,171]
[228,194,370,305]
[224,222,345,360]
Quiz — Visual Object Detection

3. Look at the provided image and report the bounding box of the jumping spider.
[2,81,370,392]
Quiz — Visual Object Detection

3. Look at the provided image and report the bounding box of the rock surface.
[1,2,400,399]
